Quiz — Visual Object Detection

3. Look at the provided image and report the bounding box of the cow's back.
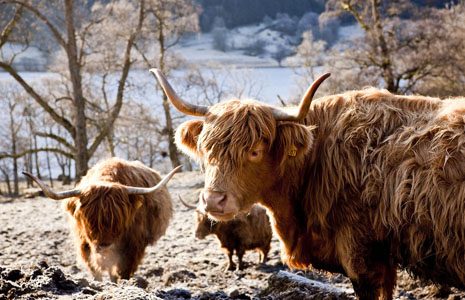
[309,89,465,287]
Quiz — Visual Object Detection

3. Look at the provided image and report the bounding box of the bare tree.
[413,3,465,97]
[293,31,327,95]
[105,100,164,169]
[136,0,199,168]
[272,44,293,67]
[325,0,448,94]
[185,65,264,103]
[0,86,28,195]
[0,161,13,195]
[0,0,146,179]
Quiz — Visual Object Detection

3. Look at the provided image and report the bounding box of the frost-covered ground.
[2,171,465,299]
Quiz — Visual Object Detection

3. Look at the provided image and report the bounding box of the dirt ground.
[1,171,465,299]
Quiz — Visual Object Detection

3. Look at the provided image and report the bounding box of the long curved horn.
[150,69,209,117]
[22,171,81,200]
[125,165,182,195]
[178,195,197,210]
[272,73,331,121]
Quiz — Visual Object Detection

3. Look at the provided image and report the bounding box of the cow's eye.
[248,149,263,162]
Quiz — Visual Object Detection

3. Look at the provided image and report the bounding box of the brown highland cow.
[181,197,272,271]
[24,158,180,282]
[152,68,465,299]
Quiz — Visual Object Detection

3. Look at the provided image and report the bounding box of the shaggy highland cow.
[180,197,272,271]
[24,158,181,282]
[152,68,465,299]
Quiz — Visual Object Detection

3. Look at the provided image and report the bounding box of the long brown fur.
[65,158,173,282]
[175,89,465,299]
[194,204,272,271]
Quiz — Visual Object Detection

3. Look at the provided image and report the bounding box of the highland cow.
[151,68,465,299]
[181,197,272,271]
[24,158,181,282]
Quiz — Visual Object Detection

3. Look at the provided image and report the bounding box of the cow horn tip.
[149,68,161,76]
[22,171,33,178]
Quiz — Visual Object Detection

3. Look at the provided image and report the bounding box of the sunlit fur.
[194,204,272,271]
[64,158,172,282]
[176,89,465,299]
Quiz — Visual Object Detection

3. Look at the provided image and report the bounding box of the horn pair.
[150,69,330,121]
[22,165,182,200]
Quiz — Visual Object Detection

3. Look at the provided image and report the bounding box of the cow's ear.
[65,197,80,215]
[175,119,204,158]
[274,122,315,172]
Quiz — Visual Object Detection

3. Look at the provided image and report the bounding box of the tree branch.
[341,1,370,32]
[1,0,67,48]
[88,0,146,157]
[34,131,75,151]
[0,61,76,137]
[0,4,23,48]
[0,148,73,160]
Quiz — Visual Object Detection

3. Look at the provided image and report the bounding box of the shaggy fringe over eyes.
[77,184,135,242]
[71,158,163,244]
[200,100,276,172]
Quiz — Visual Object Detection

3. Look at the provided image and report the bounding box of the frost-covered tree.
[413,3,465,97]
[293,31,327,95]
[136,0,199,169]
[325,0,450,94]
[0,0,145,179]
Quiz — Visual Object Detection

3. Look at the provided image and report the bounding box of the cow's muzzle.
[200,190,227,213]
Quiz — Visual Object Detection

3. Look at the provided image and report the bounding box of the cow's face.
[67,185,140,250]
[194,210,216,239]
[176,100,315,221]
[152,69,326,221]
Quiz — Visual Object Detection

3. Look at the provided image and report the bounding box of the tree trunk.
[12,157,19,196]
[65,0,89,179]
[371,0,396,92]
[162,94,181,168]
[0,169,12,196]
[25,154,32,188]
[158,21,181,169]
[45,138,54,188]
[8,102,19,196]
[149,143,155,168]
[67,157,72,184]
[33,134,41,179]
[106,133,116,157]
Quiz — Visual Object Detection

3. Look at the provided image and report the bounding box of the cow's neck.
[261,148,341,271]
[261,163,315,268]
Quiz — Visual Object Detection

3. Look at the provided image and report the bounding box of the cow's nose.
[201,190,227,212]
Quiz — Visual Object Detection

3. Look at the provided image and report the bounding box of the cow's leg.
[350,265,396,300]
[237,248,245,270]
[225,249,236,271]
[349,245,397,300]
[116,242,146,280]
[260,243,270,264]
[109,268,119,283]
[350,277,378,300]
[79,241,102,281]
[379,264,396,300]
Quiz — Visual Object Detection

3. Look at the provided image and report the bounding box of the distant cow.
[181,197,272,271]
[152,68,465,299]
[24,158,181,282]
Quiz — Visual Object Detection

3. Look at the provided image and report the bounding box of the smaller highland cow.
[24,158,181,282]
[180,197,272,271]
